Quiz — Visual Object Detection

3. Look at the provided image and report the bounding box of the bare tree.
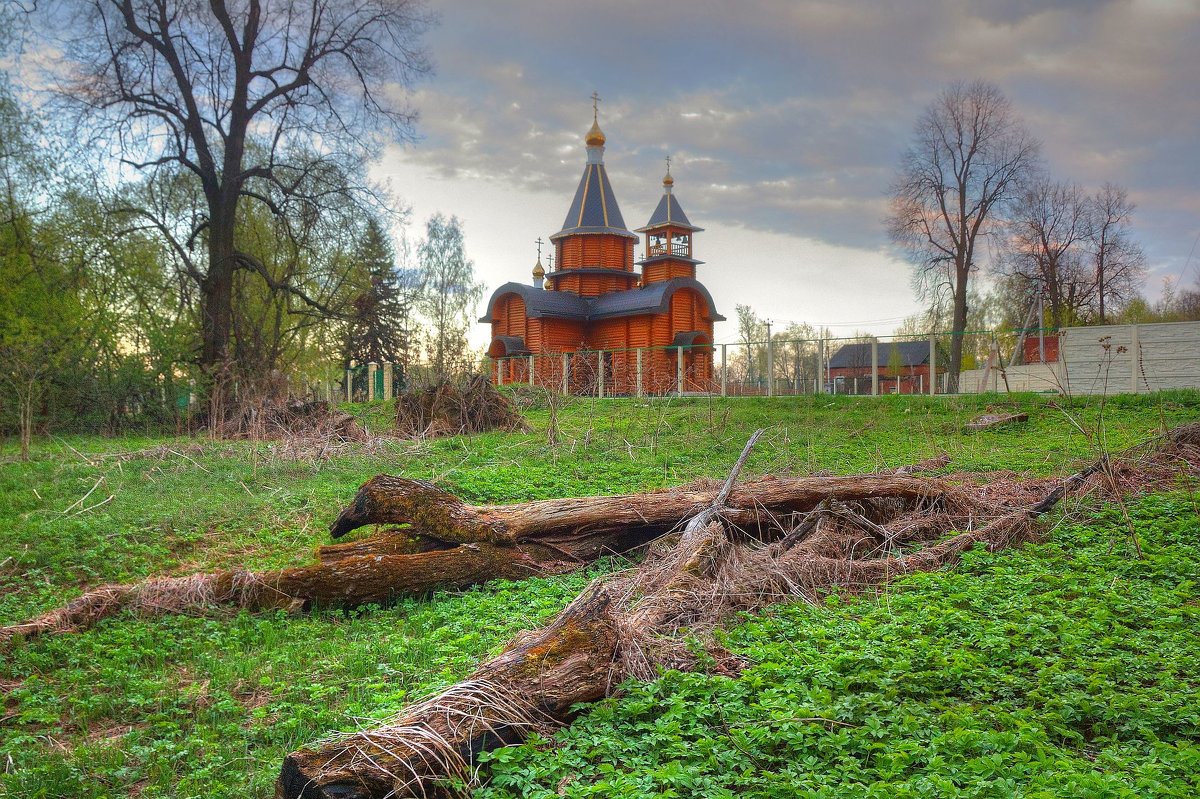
[887,80,1040,391]
[416,214,482,379]
[997,178,1093,328]
[1089,183,1146,324]
[45,0,431,398]
[734,304,767,385]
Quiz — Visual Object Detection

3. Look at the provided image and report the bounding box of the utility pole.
[1037,278,1046,364]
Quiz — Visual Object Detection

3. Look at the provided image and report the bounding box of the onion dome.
[532,259,545,278]
[585,119,606,147]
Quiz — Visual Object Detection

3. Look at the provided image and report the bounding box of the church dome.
[585,119,606,147]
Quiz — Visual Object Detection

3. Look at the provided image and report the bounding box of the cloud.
[383,0,1199,294]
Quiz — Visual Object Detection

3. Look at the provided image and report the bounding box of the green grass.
[2,392,1199,797]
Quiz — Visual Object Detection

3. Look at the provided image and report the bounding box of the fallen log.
[275,443,1105,799]
[1,473,977,647]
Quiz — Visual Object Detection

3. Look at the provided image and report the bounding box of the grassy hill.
[2,392,1199,797]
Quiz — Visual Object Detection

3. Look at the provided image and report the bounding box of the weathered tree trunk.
[275,454,1097,799]
[1,473,972,647]
[327,474,974,545]
[275,587,622,799]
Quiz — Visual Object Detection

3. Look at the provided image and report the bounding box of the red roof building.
[481,107,724,394]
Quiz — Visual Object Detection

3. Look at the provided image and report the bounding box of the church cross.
[535,236,544,261]
[591,91,600,122]
[665,155,671,175]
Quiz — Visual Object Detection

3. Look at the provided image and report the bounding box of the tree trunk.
[948,262,969,393]
[0,474,977,646]
[274,458,1105,799]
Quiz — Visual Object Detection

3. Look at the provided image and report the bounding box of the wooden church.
[481,103,724,393]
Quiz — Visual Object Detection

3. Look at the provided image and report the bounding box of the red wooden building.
[481,109,724,393]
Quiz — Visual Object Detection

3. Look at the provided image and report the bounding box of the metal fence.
[486,322,1200,398]
[301,322,1199,403]
[489,335,961,398]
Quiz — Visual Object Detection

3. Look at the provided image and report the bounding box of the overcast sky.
[370,0,1199,346]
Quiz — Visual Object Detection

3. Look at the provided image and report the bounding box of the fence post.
[1130,324,1140,393]
[871,340,879,396]
[344,367,352,402]
[817,339,825,394]
[597,350,605,398]
[635,348,644,397]
[383,363,393,401]
[721,344,728,397]
[928,336,937,396]
[676,346,684,397]
[561,353,569,395]
[766,337,774,397]
[528,354,535,386]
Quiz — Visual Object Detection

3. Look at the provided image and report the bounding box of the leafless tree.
[997,178,1093,328]
[887,80,1040,391]
[44,0,432,399]
[1089,183,1146,324]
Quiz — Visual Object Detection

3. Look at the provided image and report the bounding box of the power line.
[1177,229,1200,286]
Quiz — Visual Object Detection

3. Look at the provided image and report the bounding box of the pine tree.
[344,219,408,371]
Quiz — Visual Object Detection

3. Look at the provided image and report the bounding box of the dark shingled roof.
[478,282,590,322]
[636,192,702,233]
[480,278,725,323]
[829,340,936,369]
[589,277,723,320]
[670,331,712,348]
[487,336,529,357]
[550,162,637,241]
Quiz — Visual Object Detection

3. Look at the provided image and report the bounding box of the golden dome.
[532,259,545,277]
[585,119,606,147]
[662,171,674,187]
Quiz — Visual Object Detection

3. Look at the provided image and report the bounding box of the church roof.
[550,161,638,241]
[636,192,702,233]
[480,277,725,324]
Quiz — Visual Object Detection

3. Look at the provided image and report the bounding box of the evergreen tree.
[344,219,408,369]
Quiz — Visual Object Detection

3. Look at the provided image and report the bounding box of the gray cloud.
[390,0,1200,289]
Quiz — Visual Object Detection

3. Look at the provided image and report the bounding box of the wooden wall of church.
[540,319,586,353]
[557,235,633,271]
[641,261,696,284]
[490,294,527,341]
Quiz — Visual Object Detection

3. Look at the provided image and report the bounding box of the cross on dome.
[585,91,606,147]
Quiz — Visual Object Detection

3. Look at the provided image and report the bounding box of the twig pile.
[395,376,526,439]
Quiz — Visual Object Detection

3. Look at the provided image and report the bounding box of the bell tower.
[636,158,704,285]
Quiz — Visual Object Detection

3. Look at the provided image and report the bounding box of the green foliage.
[416,214,483,378]
[477,493,1200,798]
[1,394,1199,797]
